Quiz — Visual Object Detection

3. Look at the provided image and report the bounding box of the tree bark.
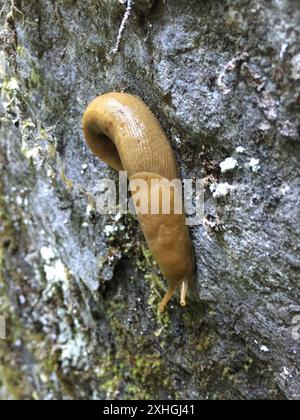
[0,0,299,400]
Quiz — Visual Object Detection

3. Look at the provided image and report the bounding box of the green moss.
[0,183,31,399]
[195,335,212,352]
[145,274,171,334]
[97,297,176,399]
[16,45,26,58]
[28,64,43,89]
[0,366,27,400]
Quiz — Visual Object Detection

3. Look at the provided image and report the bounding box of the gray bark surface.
[0,0,299,400]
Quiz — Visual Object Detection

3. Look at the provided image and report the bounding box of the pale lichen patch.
[220,157,238,173]
[247,158,260,173]
[210,182,236,199]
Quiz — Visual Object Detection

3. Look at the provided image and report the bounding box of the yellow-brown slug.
[82,92,194,310]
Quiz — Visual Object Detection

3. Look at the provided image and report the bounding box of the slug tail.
[159,284,178,312]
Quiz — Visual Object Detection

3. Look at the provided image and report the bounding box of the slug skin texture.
[83,92,193,310]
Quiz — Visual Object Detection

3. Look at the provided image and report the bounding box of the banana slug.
[82,92,194,311]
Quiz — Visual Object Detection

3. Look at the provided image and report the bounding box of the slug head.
[130,172,194,309]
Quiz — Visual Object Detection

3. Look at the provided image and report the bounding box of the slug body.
[83,92,193,310]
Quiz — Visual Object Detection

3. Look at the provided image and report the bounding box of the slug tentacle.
[180,278,189,307]
[159,284,179,312]
[83,92,194,310]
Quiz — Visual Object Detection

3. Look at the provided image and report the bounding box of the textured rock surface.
[0,0,299,400]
